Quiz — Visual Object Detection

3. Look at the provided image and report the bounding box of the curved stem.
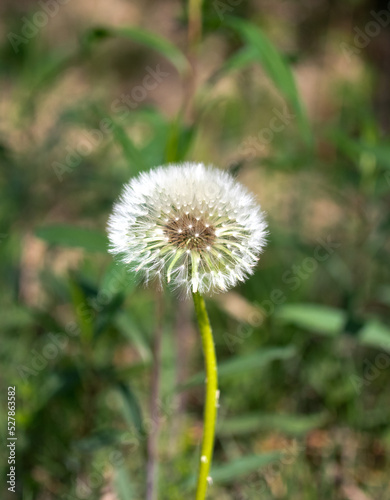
[146,290,163,500]
[192,291,218,500]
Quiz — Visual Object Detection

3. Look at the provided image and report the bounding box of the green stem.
[192,291,218,500]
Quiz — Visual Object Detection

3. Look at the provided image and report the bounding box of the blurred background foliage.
[1,0,390,499]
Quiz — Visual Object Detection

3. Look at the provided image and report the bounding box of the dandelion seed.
[107,162,267,295]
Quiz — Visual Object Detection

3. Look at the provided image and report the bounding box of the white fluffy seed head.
[107,162,268,295]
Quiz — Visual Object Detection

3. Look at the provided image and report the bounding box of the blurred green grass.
[1,1,390,499]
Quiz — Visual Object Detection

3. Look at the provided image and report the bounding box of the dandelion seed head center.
[163,214,216,250]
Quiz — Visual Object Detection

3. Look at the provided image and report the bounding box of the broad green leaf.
[218,412,328,437]
[84,26,189,75]
[227,18,312,146]
[358,319,390,352]
[211,452,281,485]
[217,346,296,377]
[36,225,108,253]
[180,346,296,388]
[276,304,346,336]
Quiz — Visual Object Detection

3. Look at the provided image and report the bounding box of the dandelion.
[107,162,267,295]
[107,161,268,500]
